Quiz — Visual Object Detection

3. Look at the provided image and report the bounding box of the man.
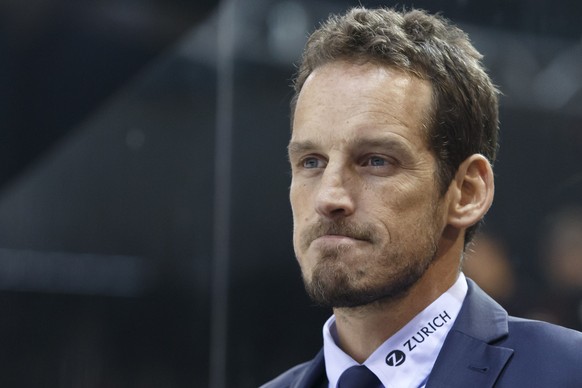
[262,7,582,388]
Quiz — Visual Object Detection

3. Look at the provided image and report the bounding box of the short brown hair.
[291,7,500,243]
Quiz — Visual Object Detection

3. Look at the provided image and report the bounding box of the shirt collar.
[323,273,468,388]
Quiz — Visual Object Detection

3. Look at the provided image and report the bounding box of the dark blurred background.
[0,0,581,387]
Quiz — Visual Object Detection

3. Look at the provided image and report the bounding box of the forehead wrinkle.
[344,108,426,152]
[359,91,428,128]
[350,108,413,132]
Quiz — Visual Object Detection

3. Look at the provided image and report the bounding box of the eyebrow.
[287,140,319,157]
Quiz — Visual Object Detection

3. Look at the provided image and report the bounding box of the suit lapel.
[427,279,514,388]
[291,349,327,388]
[426,331,513,387]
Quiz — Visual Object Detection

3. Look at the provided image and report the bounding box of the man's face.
[289,61,449,308]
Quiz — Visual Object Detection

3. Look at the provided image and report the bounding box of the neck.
[333,240,462,363]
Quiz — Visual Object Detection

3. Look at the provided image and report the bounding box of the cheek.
[289,189,300,222]
[289,183,306,245]
[289,181,310,217]
[368,185,439,234]
[366,183,419,216]
[389,177,438,207]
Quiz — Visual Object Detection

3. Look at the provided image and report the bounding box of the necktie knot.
[337,365,384,388]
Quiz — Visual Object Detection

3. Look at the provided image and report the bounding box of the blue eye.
[302,157,321,168]
[368,156,387,166]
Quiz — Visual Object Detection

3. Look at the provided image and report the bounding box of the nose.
[315,166,356,219]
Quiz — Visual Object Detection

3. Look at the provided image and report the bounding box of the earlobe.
[447,154,495,229]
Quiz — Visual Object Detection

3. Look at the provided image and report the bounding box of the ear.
[446,154,495,229]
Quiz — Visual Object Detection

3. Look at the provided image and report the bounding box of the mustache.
[300,219,375,247]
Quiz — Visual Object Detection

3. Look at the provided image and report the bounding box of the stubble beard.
[304,245,437,308]
[298,210,442,308]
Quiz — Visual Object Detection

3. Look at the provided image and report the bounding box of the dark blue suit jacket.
[261,279,582,387]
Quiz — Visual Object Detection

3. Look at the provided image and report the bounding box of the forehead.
[291,61,433,147]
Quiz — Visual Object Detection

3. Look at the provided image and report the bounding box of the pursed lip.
[312,234,367,244]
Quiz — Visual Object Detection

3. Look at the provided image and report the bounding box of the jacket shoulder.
[496,317,582,386]
[505,316,582,354]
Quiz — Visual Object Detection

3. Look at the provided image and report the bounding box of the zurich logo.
[386,350,406,367]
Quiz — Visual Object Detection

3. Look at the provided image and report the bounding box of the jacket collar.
[426,278,513,388]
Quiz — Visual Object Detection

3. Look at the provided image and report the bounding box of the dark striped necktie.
[337,365,384,388]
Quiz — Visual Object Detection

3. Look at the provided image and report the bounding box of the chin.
[304,271,417,309]
[304,255,434,308]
